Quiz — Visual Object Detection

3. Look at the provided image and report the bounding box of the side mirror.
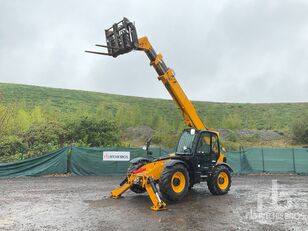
[183,146,191,153]
[144,138,152,155]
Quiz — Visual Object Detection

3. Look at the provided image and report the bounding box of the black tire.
[207,165,231,195]
[188,178,194,190]
[127,161,148,194]
[159,164,189,202]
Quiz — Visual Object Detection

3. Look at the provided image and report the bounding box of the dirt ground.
[0,175,307,231]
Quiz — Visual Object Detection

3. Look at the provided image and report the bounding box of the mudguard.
[215,162,233,172]
[130,157,150,164]
[164,159,189,170]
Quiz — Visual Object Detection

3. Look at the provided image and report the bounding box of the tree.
[16,109,32,131]
[21,121,67,156]
[67,117,120,147]
[0,105,10,137]
[95,103,114,121]
[31,106,45,124]
[115,105,128,127]
[0,135,25,158]
[152,117,177,148]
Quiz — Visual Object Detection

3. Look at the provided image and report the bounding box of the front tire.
[207,165,231,195]
[159,164,189,202]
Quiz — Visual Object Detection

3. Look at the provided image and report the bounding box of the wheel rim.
[171,171,185,193]
[217,172,229,190]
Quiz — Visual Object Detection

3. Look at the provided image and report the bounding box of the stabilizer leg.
[111,183,131,199]
[145,177,166,211]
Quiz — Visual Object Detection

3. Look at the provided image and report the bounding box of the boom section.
[137,37,206,130]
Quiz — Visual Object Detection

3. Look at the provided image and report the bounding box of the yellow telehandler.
[86,18,232,211]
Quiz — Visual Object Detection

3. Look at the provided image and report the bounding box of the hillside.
[0,83,307,155]
[1,83,307,129]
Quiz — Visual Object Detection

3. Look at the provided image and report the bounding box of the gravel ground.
[0,175,307,231]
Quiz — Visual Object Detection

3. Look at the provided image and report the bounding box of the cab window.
[196,133,211,154]
[211,134,219,155]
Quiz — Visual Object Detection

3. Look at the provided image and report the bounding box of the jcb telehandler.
[86,18,233,211]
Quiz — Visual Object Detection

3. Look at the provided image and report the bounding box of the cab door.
[195,132,220,174]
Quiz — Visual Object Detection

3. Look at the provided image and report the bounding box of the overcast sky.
[0,0,307,103]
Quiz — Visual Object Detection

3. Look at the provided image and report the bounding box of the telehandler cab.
[86,18,233,211]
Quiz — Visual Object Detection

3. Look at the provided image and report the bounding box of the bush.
[292,117,308,144]
[21,121,67,157]
[0,135,25,157]
[225,130,238,142]
[222,114,241,130]
[66,117,120,147]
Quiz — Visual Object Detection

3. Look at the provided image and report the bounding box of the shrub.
[225,130,238,142]
[222,114,241,130]
[66,117,120,147]
[292,117,308,144]
[0,135,25,157]
[21,121,67,157]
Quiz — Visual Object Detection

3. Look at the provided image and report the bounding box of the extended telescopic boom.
[86,17,207,130]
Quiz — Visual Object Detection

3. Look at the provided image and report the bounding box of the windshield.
[176,130,196,154]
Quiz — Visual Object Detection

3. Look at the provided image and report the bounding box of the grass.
[1,83,307,129]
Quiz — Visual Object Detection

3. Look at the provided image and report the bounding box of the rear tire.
[207,165,231,195]
[127,161,148,194]
[159,164,189,202]
[188,178,194,190]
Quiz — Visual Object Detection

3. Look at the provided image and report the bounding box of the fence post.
[261,147,265,172]
[239,147,242,174]
[292,148,296,174]
[67,146,72,174]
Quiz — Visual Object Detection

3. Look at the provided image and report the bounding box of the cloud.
[0,0,307,103]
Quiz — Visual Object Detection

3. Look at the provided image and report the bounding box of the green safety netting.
[226,148,308,174]
[70,147,173,176]
[224,151,241,173]
[0,147,68,177]
[263,148,294,173]
[293,148,308,174]
[0,147,307,177]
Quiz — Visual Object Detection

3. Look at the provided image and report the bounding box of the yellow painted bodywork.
[111,159,170,211]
